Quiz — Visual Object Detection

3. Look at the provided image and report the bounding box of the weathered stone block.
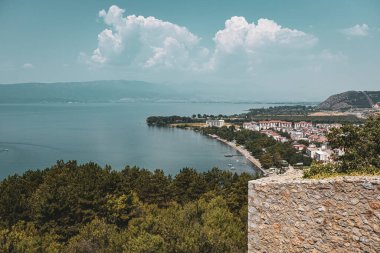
[248,175,380,253]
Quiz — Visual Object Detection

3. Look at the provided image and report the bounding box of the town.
[206,119,344,163]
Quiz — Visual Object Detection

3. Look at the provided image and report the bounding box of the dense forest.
[146,114,231,127]
[202,127,312,169]
[146,116,202,127]
[0,161,258,252]
[247,105,315,116]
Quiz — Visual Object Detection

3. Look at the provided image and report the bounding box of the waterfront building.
[206,119,225,127]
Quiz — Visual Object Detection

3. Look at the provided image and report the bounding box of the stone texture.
[248,174,380,253]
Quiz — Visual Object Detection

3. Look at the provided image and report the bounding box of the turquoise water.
[0,102,275,178]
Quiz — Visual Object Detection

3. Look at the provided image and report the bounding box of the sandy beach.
[208,134,267,175]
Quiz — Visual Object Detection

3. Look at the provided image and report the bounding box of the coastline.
[208,134,267,176]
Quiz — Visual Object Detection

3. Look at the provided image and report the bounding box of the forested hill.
[0,80,180,103]
[0,161,257,252]
[317,90,380,110]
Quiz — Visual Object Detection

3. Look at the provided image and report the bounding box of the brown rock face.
[248,175,380,253]
[369,201,380,210]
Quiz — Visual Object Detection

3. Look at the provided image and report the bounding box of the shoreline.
[208,134,267,176]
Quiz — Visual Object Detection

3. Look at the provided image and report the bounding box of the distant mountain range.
[3,81,377,108]
[0,80,183,103]
[317,91,380,110]
[0,80,318,104]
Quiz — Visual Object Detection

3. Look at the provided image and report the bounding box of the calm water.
[0,102,276,178]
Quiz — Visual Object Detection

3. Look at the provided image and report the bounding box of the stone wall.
[248,174,380,253]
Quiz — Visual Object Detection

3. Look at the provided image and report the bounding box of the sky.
[0,0,379,100]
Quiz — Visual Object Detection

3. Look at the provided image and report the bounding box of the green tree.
[65,218,124,253]
[260,153,273,169]
[29,161,120,239]
[172,168,207,204]
[105,192,141,227]
[0,170,44,227]
[328,116,380,171]
[0,222,62,253]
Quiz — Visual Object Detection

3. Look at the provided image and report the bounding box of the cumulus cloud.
[87,5,207,70]
[214,17,317,53]
[209,16,318,71]
[83,6,318,75]
[341,24,369,37]
[22,63,34,69]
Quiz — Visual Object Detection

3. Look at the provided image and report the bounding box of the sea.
[0,102,283,178]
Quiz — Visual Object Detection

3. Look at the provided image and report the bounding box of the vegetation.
[202,126,312,169]
[146,116,200,126]
[0,161,258,252]
[246,115,364,124]
[146,105,364,127]
[246,105,363,124]
[247,105,315,116]
[304,116,380,178]
[146,114,232,127]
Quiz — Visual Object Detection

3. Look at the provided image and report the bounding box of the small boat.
[230,167,236,170]
[228,163,233,166]
[224,154,233,157]
[1,149,9,152]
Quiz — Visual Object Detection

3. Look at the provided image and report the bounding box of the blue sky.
[0,0,379,100]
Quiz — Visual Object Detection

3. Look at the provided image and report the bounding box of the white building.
[290,131,304,140]
[243,122,260,131]
[258,120,292,130]
[315,150,332,162]
[294,121,313,129]
[306,146,318,159]
[316,123,342,130]
[206,120,225,127]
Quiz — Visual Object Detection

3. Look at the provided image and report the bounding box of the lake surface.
[0,102,279,178]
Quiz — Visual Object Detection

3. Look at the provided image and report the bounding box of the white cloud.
[87,5,206,70]
[214,17,317,54]
[209,17,317,71]
[83,6,318,75]
[341,24,369,37]
[22,63,34,69]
